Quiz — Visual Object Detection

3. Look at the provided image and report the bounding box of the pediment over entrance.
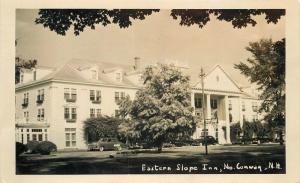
[193,65,241,93]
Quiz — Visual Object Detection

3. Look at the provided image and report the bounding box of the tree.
[15,57,37,84]
[242,121,255,143]
[35,9,285,36]
[15,40,37,84]
[83,116,123,143]
[230,122,242,143]
[118,64,196,152]
[234,38,285,144]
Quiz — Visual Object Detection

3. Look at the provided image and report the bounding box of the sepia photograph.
[14,9,286,175]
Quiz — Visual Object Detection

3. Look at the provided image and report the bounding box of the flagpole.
[200,67,208,155]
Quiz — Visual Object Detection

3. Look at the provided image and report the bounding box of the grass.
[16,144,285,174]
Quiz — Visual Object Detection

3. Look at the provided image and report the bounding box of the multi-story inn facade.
[15,59,263,150]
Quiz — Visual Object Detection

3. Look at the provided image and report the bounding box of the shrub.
[36,141,57,155]
[16,142,27,156]
[26,141,40,153]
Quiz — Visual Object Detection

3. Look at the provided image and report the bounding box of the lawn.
[16,144,285,174]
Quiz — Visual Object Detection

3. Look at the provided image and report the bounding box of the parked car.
[172,141,191,147]
[163,142,175,148]
[192,136,217,146]
[251,138,259,144]
[88,138,124,151]
[128,143,143,150]
[231,137,243,145]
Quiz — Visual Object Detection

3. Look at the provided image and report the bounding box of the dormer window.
[138,74,143,83]
[91,70,97,80]
[116,72,121,82]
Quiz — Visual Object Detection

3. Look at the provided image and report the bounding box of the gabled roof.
[193,65,242,94]
[16,60,255,97]
[16,59,141,89]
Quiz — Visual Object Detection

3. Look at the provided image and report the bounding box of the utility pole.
[200,67,208,155]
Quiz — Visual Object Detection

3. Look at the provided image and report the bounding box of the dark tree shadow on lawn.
[16,145,285,174]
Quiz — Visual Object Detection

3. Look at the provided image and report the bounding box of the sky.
[16,9,285,86]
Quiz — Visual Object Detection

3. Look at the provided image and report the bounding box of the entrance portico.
[192,92,233,144]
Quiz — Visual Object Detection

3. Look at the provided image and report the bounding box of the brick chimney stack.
[134,57,141,70]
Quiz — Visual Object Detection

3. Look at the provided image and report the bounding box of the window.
[121,92,125,99]
[37,108,44,121]
[90,90,101,103]
[21,134,24,144]
[64,88,77,102]
[64,88,70,100]
[115,91,125,103]
[115,110,120,118]
[115,92,119,102]
[229,113,233,123]
[90,108,95,118]
[22,93,29,107]
[215,128,218,141]
[252,102,258,112]
[96,90,101,101]
[65,128,76,147]
[71,89,77,100]
[228,100,232,110]
[38,134,43,141]
[201,129,208,136]
[37,89,44,103]
[96,109,101,117]
[64,107,76,122]
[27,134,30,142]
[90,90,95,101]
[24,111,29,121]
[116,72,121,81]
[45,134,48,141]
[210,99,217,109]
[194,94,202,108]
[32,129,42,132]
[71,108,76,119]
[32,134,37,141]
[242,101,246,111]
[64,108,70,119]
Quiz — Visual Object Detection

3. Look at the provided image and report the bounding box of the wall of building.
[48,82,138,149]
[15,83,51,144]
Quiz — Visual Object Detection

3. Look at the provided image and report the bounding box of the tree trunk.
[279,130,284,145]
[157,142,163,153]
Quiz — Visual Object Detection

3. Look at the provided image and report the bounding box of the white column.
[206,94,211,120]
[224,95,231,143]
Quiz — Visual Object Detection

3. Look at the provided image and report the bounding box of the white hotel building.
[15,59,263,150]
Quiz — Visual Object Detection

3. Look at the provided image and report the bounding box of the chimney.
[134,57,141,70]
